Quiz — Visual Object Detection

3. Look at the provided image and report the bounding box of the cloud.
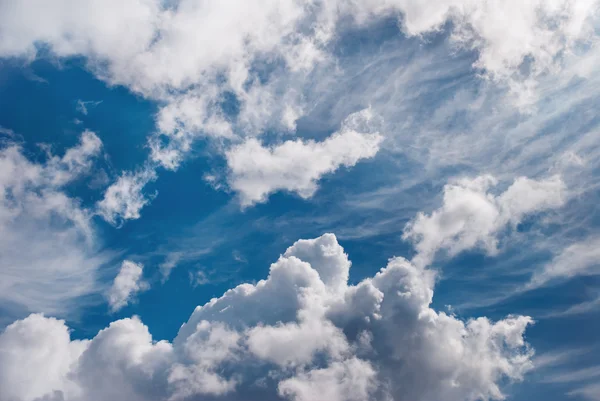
[226,109,383,206]
[75,100,102,115]
[1,0,594,224]
[0,314,88,401]
[530,348,600,400]
[540,365,600,384]
[0,126,15,137]
[543,294,600,318]
[403,174,566,267]
[107,261,148,312]
[0,131,111,316]
[528,236,600,288]
[0,233,533,401]
[96,168,157,226]
[1,0,593,98]
[392,0,598,103]
[568,383,600,401]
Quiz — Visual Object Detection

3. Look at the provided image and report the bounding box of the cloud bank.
[0,234,533,401]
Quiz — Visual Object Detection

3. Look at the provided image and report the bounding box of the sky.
[0,1,600,401]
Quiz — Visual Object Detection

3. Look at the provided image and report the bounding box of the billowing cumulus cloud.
[226,109,383,206]
[403,174,566,267]
[0,234,533,401]
[0,131,111,316]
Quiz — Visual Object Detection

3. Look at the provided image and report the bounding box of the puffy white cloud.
[0,314,88,401]
[403,174,566,267]
[96,168,157,225]
[277,357,377,401]
[0,132,111,315]
[0,233,534,401]
[226,109,383,206]
[107,261,149,312]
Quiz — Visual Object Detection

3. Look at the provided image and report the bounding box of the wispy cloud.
[0,131,114,316]
[75,99,103,115]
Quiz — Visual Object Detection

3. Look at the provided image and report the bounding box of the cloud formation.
[0,233,533,401]
[1,0,594,223]
[107,261,148,312]
[96,168,157,226]
[403,175,566,267]
[226,109,383,206]
[529,236,600,288]
[0,131,111,316]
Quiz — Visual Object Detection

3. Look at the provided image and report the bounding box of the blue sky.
[1,2,600,401]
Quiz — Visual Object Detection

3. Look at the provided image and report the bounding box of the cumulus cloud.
[107,261,148,312]
[0,131,111,315]
[96,168,157,226]
[0,233,534,401]
[403,174,566,267]
[226,109,383,206]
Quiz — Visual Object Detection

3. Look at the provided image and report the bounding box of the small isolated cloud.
[226,109,383,206]
[75,100,102,115]
[159,252,182,281]
[0,233,533,401]
[107,260,148,312]
[96,168,157,226]
[403,174,566,267]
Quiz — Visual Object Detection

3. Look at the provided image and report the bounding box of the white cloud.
[96,168,157,226]
[544,294,600,318]
[403,174,566,267]
[540,365,600,384]
[2,0,594,97]
[278,357,377,401]
[529,236,600,288]
[226,109,383,206]
[0,132,111,316]
[0,233,534,401]
[107,261,148,312]
[75,100,102,115]
[2,0,593,223]
[348,0,598,104]
[0,314,88,401]
[568,383,600,401]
